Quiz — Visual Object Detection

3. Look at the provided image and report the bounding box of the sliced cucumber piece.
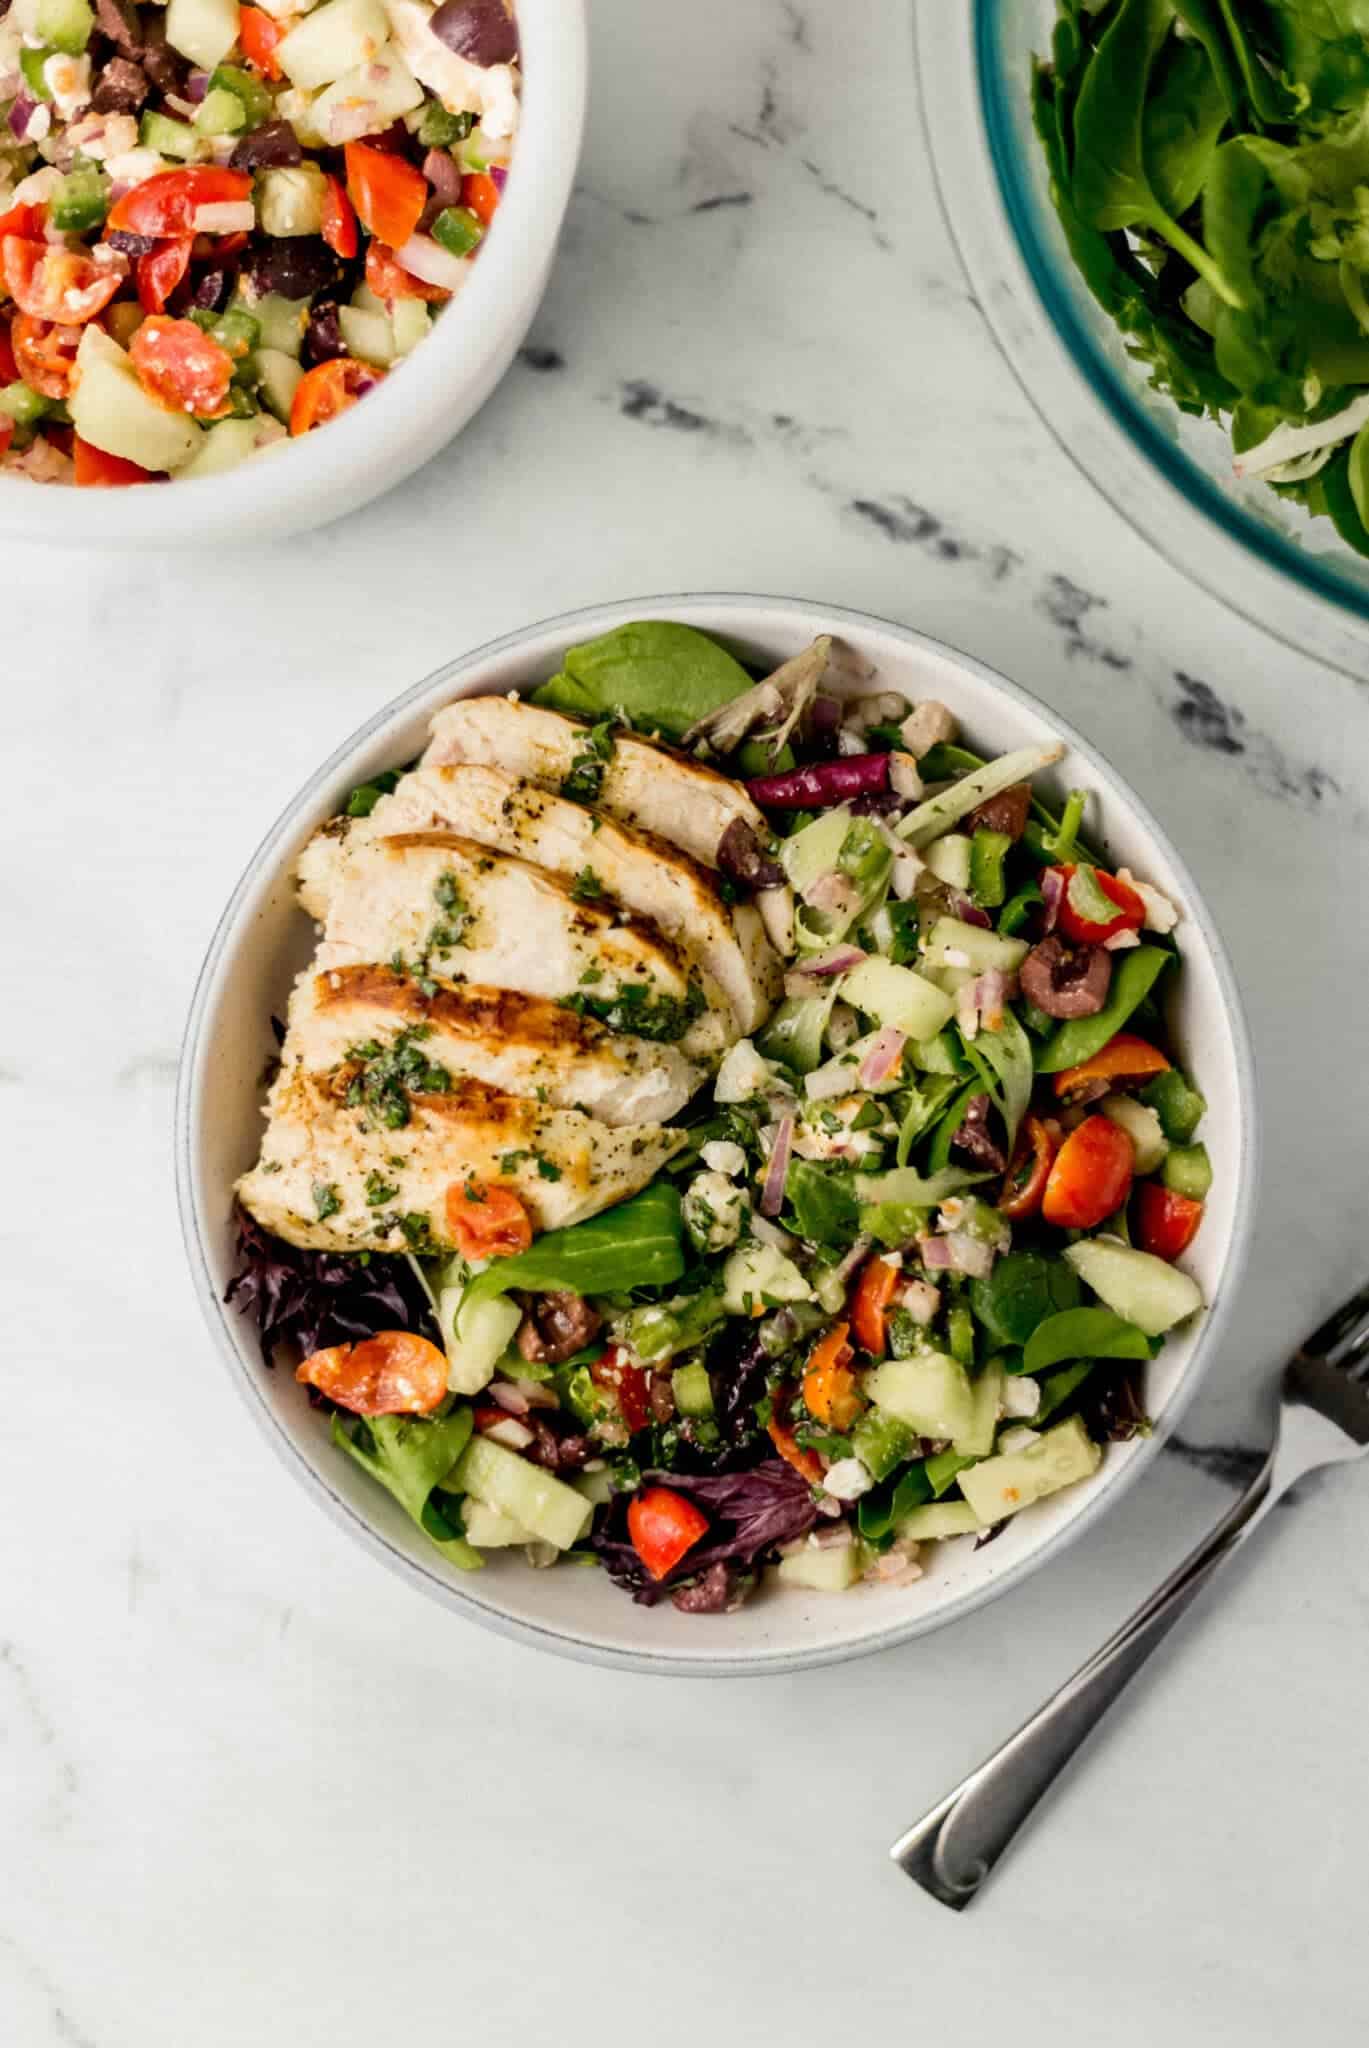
[277,0,388,90]
[952,1357,1003,1460]
[177,413,286,477]
[780,807,852,895]
[439,1290,521,1397]
[671,1359,714,1418]
[140,109,204,158]
[1100,1093,1168,1175]
[1163,1143,1212,1199]
[165,0,239,70]
[452,1436,593,1552]
[893,1499,983,1540]
[390,294,431,357]
[244,291,309,357]
[1064,1238,1204,1337]
[923,833,972,890]
[70,327,203,471]
[36,0,92,54]
[460,1500,534,1548]
[775,1538,863,1592]
[253,345,303,423]
[839,955,956,1043]
[194,84,248,136]
[313,46,422,139]
[721,1241,814,1315]
[958,1415,1101,1525]
[921,916,1029,976]
[863,1351,975,1442]
[338,301,396,365]
[258,162,326,236]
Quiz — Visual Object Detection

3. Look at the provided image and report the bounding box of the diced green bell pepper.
[50,167,110,233]
[970,827,1011,909]
[431,205,484,257]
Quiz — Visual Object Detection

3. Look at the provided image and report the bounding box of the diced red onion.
[424,147,465,207]
[918,1231,995,1279]
[803,869,860,917]
[186,69,211,101]
[858,1026,906,1089]
[514,1377,560,1410]
[834,1233,874,1284]
[1040,865,1064,934]
[487,1380,529,1415]
[480,1414,534,1450]
[490,165,508,192]
[760,1115,794,1218]
[806,944,866,977]
[948,892,992,929]
[750,1213,796,1252]
[8,93,40,141]
[970,967,1012,1030]
[810,1520,855,1550]
[165,92,199,117]
[394,232,471,292]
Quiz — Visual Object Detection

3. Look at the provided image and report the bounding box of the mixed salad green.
[229,620,1213,1616]
[1035,0,1369,553]
[0,0,517,483]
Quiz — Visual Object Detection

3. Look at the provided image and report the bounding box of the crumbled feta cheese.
[1103,928,1142,951]
[44,51,90,117]
[105,148,172,187]
[1116,867,1181,934]
[899,1277,941,1324]
[714,1038,776,1105]
[1000,1375,1041,1420]
[888,750,924,801]
[997,1425,1040,1455]
[682,1170,748,1254]
[11,165,63,209]
[64,111,138,161]
[822,1458,873,1502]
[899,700,957,758]
[700,1139,747,1179]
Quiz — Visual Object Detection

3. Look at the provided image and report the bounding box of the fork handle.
[890,1453,1277,1908]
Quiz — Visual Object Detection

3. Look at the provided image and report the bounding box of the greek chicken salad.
[1036,0,1369,556]
[0,0,517,482]
[229,622,1213,1616]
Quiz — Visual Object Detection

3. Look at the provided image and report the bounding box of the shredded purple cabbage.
[593,1460,818,1606]
[225,1205,439,1367]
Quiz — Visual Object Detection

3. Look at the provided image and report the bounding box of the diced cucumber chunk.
[337,301,396,365]
[165,0,239,70]
[439,1289,521,1397]
[780,807,851,895]
[177,413,286,476]
[894,1499,984,1540]
[863,1351,975,1442]
[390,294,430,357]
[958,1415,1101,1525]
[840,955,956,1043]
[1139,1069,1206,1144]
[923,834,972,890]
[207,61,272,125]
[460,1500,534,1548]
[312,47,421,140]
[952,1357,1003,1460]
[775,1538,863,1593]
[671,1359,714,1418]
[1163,1143,1212,1200]
[71,327,203,471]
[195,85,249,136]
[258,163,326,237]
[922,915,1029,976]
[141,109,204,158]
[1063,1239,1204,1337]
[50,167,109,232]
[0,380,54,427]
[452,1436,593,1552]
[277,0,388,90]
[20,44,54,96]
[569,1465,614,1508]
[36,0,91,53]
[721,1241,814,1315]
[242,291,309,356]
[1101,1094,1168,1175]
[253,345,303,422]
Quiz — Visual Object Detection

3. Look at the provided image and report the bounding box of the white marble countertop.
[6,3,1369,2042]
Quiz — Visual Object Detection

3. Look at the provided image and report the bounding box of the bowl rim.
[174,591,1259,1677]
[912,2,1369,680]
[0,0,587,546]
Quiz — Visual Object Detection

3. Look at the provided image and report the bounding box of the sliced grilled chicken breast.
[301,765,780,1037]
[290,964,704,1125]
[236,1066,685,1253]
[422,695,770,870]
[312,831,726,1060]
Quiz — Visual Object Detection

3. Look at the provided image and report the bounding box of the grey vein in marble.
[1170,671,1341,812]
[1035,573,1134,671]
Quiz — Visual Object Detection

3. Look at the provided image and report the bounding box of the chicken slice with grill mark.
[291,964,705,1126]
[235,1066,686,1254]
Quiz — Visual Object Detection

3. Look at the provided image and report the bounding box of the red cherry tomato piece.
[2,237,121,324]
[344,142,426,251]
[461,170,501,226]
[320,173,359,259]
[10,314,81,399]
[1049,863,1147,946]
[442,1176,533,1259]
[239,4,285,77]
[1041,1114,1135,1231]
[73,435,158,486]
[591,1343,651,1434]
[364,239,450,303]
[627,1485,710,1581]
[129,314,235,418]
[297,1330,448,1415]
[1134,1182,1204,1261]
[107,167,253,239]
[135,235,195,315]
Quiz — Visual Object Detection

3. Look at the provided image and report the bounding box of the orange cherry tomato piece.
[2,237,121,324]
[135,234,194,315]
[591,1342,650,1434]
[73,435,158,486]
[461,170,501,226]
[443,1176,533,1259]
[802,1319,860,1429]
[129,314,235,418]
[1041,1114,1135,1231]
[1053,1033,1170,1102]
[0,201,45,241]
[628,1485,710,1581]
[766,1413,824,1486]
[1049,863,1147,946]
[851,1256,900,1356]
[999,1113,1059,1220]
[1134,1182,1204,1261]
[364,238,450,303]
[344,142,427,251]
[297,1329,448,1415]
[289,355,383,435]
[239,3,285,76]
[320,173,359,259]
[107,167,253,238]
[10,314,80,399]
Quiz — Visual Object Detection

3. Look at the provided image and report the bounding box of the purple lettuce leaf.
[593,1459,819,1607]
[225,1204,440,1368]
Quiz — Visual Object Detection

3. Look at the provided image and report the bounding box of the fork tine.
[1303,1282,1369,1365]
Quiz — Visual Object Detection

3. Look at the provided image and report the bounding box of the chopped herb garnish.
[345,1026,452,1129]
[313,1182,341,1221]
[560,718,617,804]
[425,869,471,955]
[364,1169,399,1207]
[498,1148,565,1183]
[398,1212,438,1253]
[571,866,606,903]
[560,979,705,1044]
[345,769,400,818]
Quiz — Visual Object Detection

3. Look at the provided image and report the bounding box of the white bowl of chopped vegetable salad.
[176,595,1256,1674]
[0,0,584,539]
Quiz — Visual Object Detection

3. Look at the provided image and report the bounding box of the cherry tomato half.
[129,314,235,419]
[1134,1182,1204,1261]
[2,237,121,324]
[1041,1114,1135,1231]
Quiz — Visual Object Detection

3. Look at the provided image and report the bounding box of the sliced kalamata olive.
[93,0,142,56]
[90,56,149,113]
[1019,935,1112,1018]
[423,146,465,206]
[140,18,187,95]
[247,233,340,300]
[192,265,234,311]
[231,118,302,169]
[717,815,785,891]
[302,299,347,366]
[430,0,518,65]
[672,1564,740,1615]
[966,780,1031,842]
[951,1092,1007,1172]
[106,226,156,256]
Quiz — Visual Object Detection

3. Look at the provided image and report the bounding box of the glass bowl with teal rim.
[914,3,1369,679]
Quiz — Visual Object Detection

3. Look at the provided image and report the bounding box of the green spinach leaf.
[1022,1306,1154,1375]
[459,1183,685,1316]
[332,1407,480,1569]
[970,1251,1082,1349]
[532,621,752,739]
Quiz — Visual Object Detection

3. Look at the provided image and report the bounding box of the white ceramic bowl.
[2,0,586,549]
[176,595,1257,1676]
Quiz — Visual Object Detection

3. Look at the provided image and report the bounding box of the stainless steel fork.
[890,1283,1369,1908]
